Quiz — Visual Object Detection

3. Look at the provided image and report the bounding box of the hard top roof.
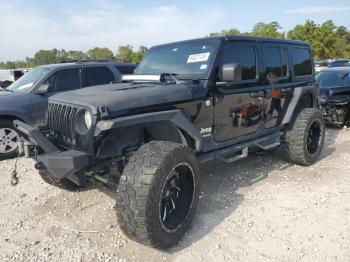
[38,61,135,69]
[152,35,310,49]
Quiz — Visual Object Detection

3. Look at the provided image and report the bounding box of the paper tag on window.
[187,52,210,63]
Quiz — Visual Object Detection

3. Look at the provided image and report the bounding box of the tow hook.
[10,150,23,186]
[10,138,33,186]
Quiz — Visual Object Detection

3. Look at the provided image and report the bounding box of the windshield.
[134,40,219,79]
[6,67,50,93]
[316,71,346,88]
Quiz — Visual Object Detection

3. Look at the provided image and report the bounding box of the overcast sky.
[1,0,350,61]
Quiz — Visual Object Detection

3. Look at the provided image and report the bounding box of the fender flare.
[0,111,31,125]
[94,110,203,151]
[281,85,317,125]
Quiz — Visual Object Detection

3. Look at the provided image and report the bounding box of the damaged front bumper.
[14,120,91,182]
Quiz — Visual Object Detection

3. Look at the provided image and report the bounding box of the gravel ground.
[0,127,350,262]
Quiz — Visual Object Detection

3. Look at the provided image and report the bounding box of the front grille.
[47,102,78,145]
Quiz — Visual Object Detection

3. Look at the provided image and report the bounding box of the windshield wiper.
[160,73,180,84]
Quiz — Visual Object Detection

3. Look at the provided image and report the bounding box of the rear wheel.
[115,141,200,249]
[281,108,325,166]
[0,120,20,160]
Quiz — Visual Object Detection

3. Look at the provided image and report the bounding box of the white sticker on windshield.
[200,64,208,70]
[187,52,210,63]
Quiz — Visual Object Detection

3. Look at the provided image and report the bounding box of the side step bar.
[197,132,281,164]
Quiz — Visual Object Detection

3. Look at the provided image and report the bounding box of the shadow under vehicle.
[317,67,350,126]
[15,36,325,250]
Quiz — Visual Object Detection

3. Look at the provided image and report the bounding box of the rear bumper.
[14,120,90,180]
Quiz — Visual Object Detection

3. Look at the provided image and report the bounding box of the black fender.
[282,84,318,125]
[94,110,203,151]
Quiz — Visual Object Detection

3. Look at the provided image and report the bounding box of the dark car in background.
[0,61,136,159]
[328,59,350,68]
[317,67,350,126]
[314,60,329,73]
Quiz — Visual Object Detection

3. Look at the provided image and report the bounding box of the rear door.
[213,41,265,142]
[262,44,291,129]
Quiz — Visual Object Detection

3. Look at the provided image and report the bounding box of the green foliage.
[210,22,284,38]
[288,20,350,60]
[209,28,241,36]
[0,45,148,69]
[115,45,134,62]
[115,45,148,63]
[210,20,349,60]
[249,22,285,38]
[87,47,114,60]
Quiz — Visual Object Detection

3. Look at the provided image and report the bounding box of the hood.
[50,82,205,115]
[0,90,29,104]
[319,85,350,103]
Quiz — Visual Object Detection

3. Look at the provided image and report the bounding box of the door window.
[219,45,257,81]
[44,68,81,92]
[264,47,288,78]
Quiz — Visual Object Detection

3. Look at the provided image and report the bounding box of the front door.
[214,42,265,142]
[31,68,82,126]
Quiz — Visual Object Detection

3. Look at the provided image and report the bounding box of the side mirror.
[36,84,49,95]
[221,63,242,82]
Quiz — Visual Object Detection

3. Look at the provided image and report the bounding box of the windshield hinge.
[98,106,110,120]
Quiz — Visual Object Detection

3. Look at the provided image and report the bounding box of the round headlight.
[75,109,93,135]
[84,110,92,130]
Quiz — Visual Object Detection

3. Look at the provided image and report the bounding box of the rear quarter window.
[291,48,312,76]
[83,66,115,87]
[116,65,135,74]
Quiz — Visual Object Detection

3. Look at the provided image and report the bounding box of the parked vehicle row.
[314,59,350,73]
[13,36,325,249]
[0,61,136,159]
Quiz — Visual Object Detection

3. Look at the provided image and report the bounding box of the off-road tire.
[115,141,200,249]
[0,119,20,160]
[39,171,78,191]
[281,108,325,166]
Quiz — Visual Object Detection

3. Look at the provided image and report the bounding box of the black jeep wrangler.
[15,36,325,249]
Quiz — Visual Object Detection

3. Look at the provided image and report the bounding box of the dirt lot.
[0,127,350,262]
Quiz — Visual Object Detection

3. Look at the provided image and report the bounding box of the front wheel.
[0,120,20,160]
[281,108,325,166]
[115,141,200,249]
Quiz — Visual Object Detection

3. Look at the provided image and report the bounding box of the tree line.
[1,19,349,69]
[209,20,350,60]
[0,45,148,69]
